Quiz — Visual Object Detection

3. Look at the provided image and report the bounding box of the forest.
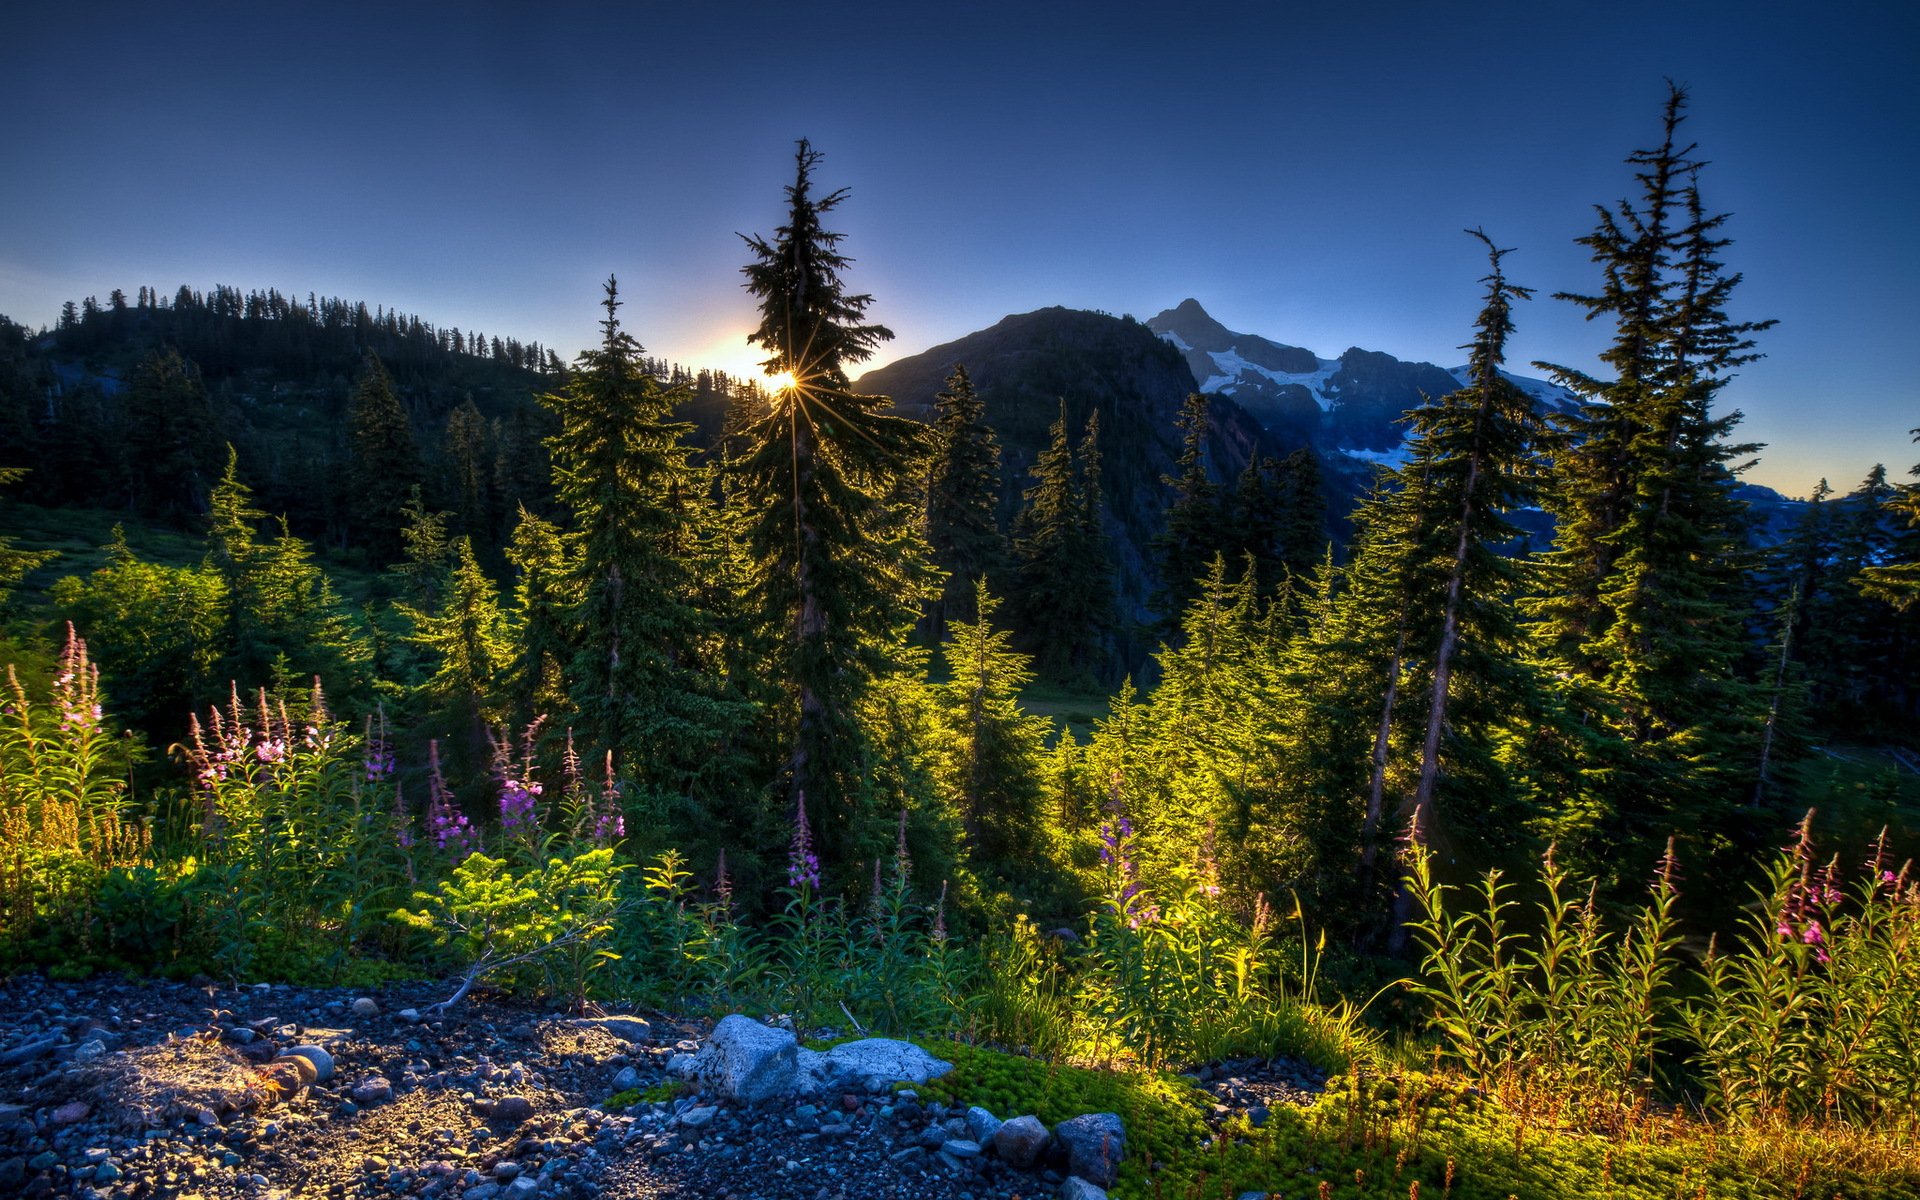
[2,90,1918,1199]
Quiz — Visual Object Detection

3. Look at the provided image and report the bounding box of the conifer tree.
[122,347,221,521]
[1528,85,1774,884]
[1011,402,1114,684]
[736,141,933,871]
[1153,393,1225,629]
[503,503,575,726]
[0,468,55,612]
[347,352,423,563]
[401,535,511,738]
[924,364,1006,635]
[934,578,1051,874]
[542,278,746,817]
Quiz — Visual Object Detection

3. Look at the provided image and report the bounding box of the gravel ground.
[0,973,1326,1199]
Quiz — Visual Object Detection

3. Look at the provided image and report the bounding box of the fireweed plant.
[1407,816,1920,1135]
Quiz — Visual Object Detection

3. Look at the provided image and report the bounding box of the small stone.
[73,1039,109,1062]
[994,1115,1051,1169]
[52,1101,91,1125]
[398,1009,422,1024]
[889,1147,924,1165]
[277,1054,318,1087]
[505,1179,539,1198]
[492,1161,522,1181]
[965,1105,1004,1144]
[1061,1178,1109,1200]
[193,1106,220,1126]
[1054,1113,1126,1189]
[610,1066,640,1091]
[463,1184,502,1200]
[1247,1104,1269,1128]
[941,1138,981,1158]
[491,1096,535,1124]
[679,1105,717,1131]
[351,1076,393,1105]
[284,1045,335,1082]
[0,1158,24,1187]
[224,1026,257,1045]
[93,1160,122,1183]
[351,997,380,1018]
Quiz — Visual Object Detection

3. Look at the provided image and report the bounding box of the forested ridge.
[2,92,1919,1199]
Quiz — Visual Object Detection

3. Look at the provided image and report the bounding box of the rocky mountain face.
[1147,297,1578,455]
[854,307,1285,626]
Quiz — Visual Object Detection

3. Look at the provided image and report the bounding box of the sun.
[766,369,797,393]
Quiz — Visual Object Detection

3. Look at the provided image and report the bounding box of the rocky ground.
[0,973,1326,1199]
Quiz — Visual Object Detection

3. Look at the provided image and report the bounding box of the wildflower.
[787,791,820,890]
[392,782,415,851]
[499,778,538,831]
[425,740,478,860]
[1801,920,1823,945]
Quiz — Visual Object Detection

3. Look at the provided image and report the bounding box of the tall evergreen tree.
[1153,392,1225,628]
[542,277,746,822]
[736,140,933,871]
[346,352,423,563]
[924,364,1006,635]
[400,535,511,740]
[122,347,221,521]
[1011,402,1114,684]
[1528,85,1774,885]
[503,503,576,727]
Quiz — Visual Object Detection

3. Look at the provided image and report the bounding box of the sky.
[4,0,1915,496]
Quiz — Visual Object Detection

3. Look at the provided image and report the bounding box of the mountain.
[855,307,1295,634]
[1147,298,1578,455]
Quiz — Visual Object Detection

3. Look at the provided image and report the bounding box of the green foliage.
[923,363,1007,636]
[347,352,425,563]
[394,846,628,1009]
[1011,400,1114,685]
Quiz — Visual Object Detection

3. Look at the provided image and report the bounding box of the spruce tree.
[542,278,746,822]
[934,578,1051,875]
[1528,85,1775,886]
[924,364,1006,635]
[122,347,221,521]
[1011,402,1114,684]
[736,140,934,872]
[1153,392,1225,629]
[347,352,423,563]
[503,503,576,726]
[400,535,511,739]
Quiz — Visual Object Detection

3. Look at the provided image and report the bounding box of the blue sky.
[4,0,1914,495]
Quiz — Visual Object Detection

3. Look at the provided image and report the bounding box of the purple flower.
[1801,920,1823,946]
[788,792,820,890]
[499,778,539,831]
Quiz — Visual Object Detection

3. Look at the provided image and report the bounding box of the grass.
[913,1040,1920,1200]
[1018,681,1111,744]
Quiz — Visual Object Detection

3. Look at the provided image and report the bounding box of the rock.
[350,1076,393,1105]
[679,1105,717,1131]
[277,1054,318,1087]
[94,1161,122,1183]
[570,1015,652,1043]
[1061,1177,1109,1200]
[492,1096,536,1124]
[351,997,380,1018]
[797,1037,953,1096]
[1055,1112,1126,1188]
[52,1101,91,1125]
[665,1053,697,1079]
[941,1138,981,1158]
[1247,1104,1269,1128]
[223,1026,257,1045]
[492,1161,522,1181]
[966,1105,1004,1144]
[504,1179,539,1198]
[73,1038,109,1062]
[0,1158,24,1187]
[994,1114,1051,1168]
[464,1184,502,1200]
[889,1146,925,1166]
[284,1045,335,1082]
[610,1066,640,1092]
[260,1060,306,1101]
[687,1015,798,1103]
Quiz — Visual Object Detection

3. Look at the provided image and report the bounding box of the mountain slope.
[856,307,1292,630]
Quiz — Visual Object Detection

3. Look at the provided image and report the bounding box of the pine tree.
[347,352,423,563]
[0,468,55,612]
[122,347,221,521]
[1011,402,1114,684]
[503,503,576,726]
[401,535,512,738]
[1528,85,1775,886]
[934,578,1052,874]
[542,277,747,819]
[736,141,933,872]
[443,399,495,543]
[924,364,1006,635]
[1153,392,1225,628]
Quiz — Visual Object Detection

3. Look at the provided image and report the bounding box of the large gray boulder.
[688,1015,798,1103]
[1054,1112,1126,1188]
[797,1037,953,1096]
[993,1113,1051,1168]
[1060,1177,1109,1200]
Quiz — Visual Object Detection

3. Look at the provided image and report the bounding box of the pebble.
[351,997,380,1018]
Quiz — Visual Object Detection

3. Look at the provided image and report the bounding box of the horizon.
[5,1,1915,497]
